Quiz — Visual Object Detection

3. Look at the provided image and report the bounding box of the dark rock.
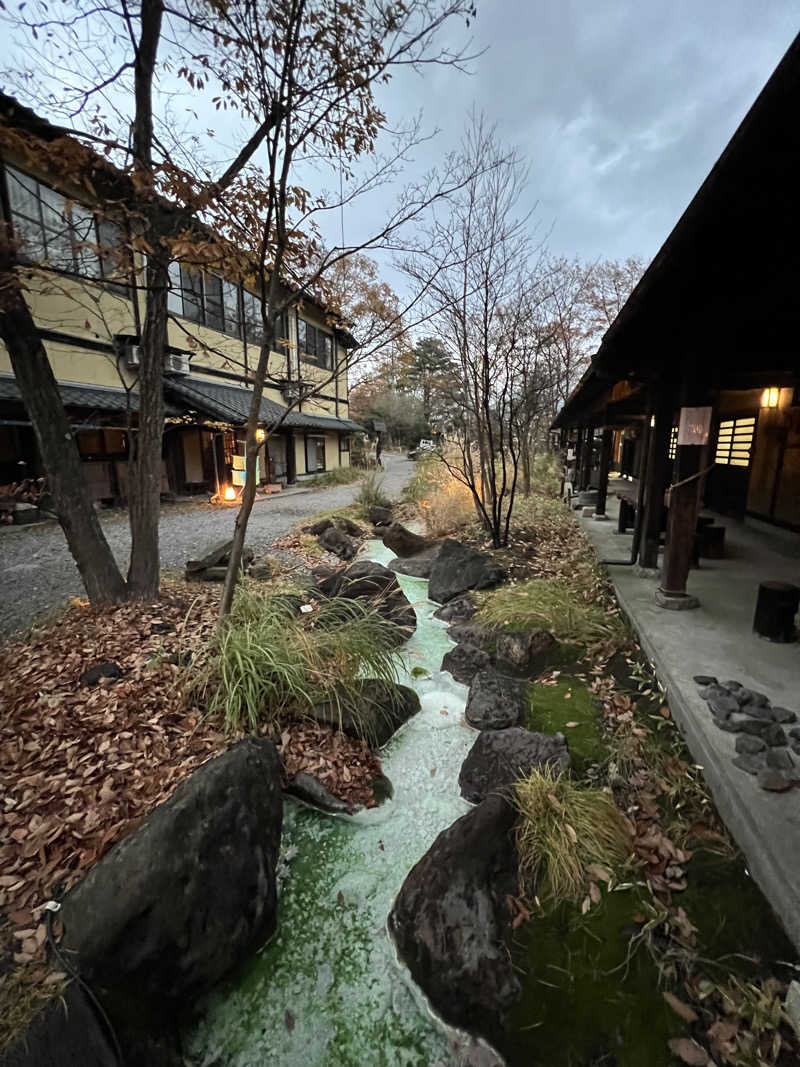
[459,727,570,803]
[185,538,233,572]
[448,623,496,648]
[389,544,443,578]
[388,796,521,1041]
[700,684,731,701]
[61,739,282,1021]
[736,688,769,708]
[791,740,800,757]
[790,727,800,741]
[200,565,229,581]
[0,980,123,1067]
[771,707,798,725]
[368,505,393,527]
[319,560,417,642]
[693,675,718,686]
[765,724,788,747]
[250,560,276,580]
[441,643,491,685]
[495,630,558,675]
[286,772,357,815]
[708,694,740,719]
[149,620,175,635]
[758,769,794,793]
[80,661,121,687]
[722,680,743,690]
[305,517,334,536]
[311,563,337,586]
[335,517,365,538]
[382,522,432,558]
[740,703,777,722]
[319,525,357,561]
[766,747,795,772]
[428,539,505,604]
[465,670,526,730]
[732,753,767,775]
[310,680,421,747]
[735,735,767,754]
[433,594,477,623]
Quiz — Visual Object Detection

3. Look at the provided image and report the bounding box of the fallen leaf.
[565,721,579,728]
[667,1038,710,1065]
[663,991,698,1023]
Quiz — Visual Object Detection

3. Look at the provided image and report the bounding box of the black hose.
[44,904,124,1066]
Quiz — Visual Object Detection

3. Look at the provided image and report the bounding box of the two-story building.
[0,92,362,502]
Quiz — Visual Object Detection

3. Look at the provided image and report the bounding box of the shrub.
[475,577,627,645]
[423,478,475,536]
[192,586,402,734]
[513,765,631,906]
[355,472,391,517]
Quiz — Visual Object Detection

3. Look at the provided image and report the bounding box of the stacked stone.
[693,675,799,792]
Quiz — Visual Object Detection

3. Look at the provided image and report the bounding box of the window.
[222,280,241,338]
[242,289,264,346]
[668,425,678,460]
[204,273,224,332]
[5,165,127,290]
[298,318,334,369]
[715,417,755,468]
[305,435,326,473]
[339,435,350,453]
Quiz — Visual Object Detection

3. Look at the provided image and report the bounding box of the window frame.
[299,317,334,370]
[304,433,327,473]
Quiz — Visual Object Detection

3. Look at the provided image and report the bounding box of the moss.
[524,676,606,775]
[504,888,684,1067]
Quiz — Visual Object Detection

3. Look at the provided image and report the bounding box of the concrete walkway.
[0,454,413,638]
[578,498,800,948]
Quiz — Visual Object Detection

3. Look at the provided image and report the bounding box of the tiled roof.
[166,377,363,434]
[0,373,181,417]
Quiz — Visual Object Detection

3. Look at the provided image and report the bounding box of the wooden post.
[640,391,674,569]
[594,427,613,518]
[656,385,709,610]
[579,425,594,490]
[286,430,296,485]
[573,426,584,487]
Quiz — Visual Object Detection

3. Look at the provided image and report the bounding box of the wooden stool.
[753,581,800,642]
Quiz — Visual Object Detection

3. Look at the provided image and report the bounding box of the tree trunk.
[0,277,128,604]
[127,255,167,598]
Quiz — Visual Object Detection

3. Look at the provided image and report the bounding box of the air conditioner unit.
[282,383,301,402]
[165,353,190,376]
[125,344,142,369]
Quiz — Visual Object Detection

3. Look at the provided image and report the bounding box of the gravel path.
[0,454,413,638]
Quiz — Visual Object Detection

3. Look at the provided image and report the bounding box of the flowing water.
[186,541,492,1066]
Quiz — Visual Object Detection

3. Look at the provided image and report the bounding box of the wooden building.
[553,34,800,609]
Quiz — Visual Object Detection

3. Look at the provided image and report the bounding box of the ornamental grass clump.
[513,765,631,906]
[355,472,391,517]
[476,577,626,645]
[193,586,401,734]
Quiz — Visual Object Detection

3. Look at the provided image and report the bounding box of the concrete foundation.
[579,498,800,949]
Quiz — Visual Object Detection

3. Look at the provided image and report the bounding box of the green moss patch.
[524,676,606,775]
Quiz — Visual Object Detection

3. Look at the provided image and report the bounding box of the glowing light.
[761,387,780,409]
[255,428,266,443]
[224,486,237,501]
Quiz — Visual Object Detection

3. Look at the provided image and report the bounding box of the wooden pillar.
[286,430,296,484]
[640,391,674,569]
[578,425,594,490]
[594,427,613,518]
[573,426,584,487]
[656,383,709,610]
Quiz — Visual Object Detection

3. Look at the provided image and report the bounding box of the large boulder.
[305,517,334,536]
[465,669,526,730]
[389,543,442,579]
[388,795,521,1042]
[382,522,432,558]
[317,560,417,643]
[495,629,558,675]
[433,594,477,623]
[459,727,570,803]
[0,982,121,1067]
[428,540,505,604]
[369,505,393,527]
[319,525,357,561]
[447,622,496,649]
[310,679,421,747]
[60,739,282,1025]
[441,642,491,685]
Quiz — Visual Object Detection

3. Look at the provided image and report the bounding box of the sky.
[346,0,799,268]
[1,1,797,279]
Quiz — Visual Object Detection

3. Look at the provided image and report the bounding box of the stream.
[186,539,494,1066]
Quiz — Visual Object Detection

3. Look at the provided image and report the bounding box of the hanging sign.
[677,406,712,446]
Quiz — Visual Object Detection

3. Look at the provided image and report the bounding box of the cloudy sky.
[1,2,797,276]
[350,0,798,267]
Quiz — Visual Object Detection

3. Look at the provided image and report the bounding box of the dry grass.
[513,765,632,906]
[421,478,475,536]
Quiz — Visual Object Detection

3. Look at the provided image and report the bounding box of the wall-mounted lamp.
[255,428,266,443]
[761,387,780,409]
[650,415,655,428]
